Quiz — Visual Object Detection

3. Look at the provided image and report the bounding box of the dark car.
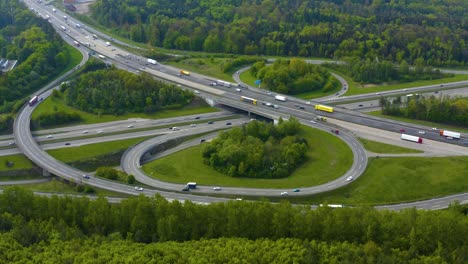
[208,121,214,124]
[182,187,190,191]
[195,116,200,119]
[399,129,406,133]
[299,106,305,110]
[200,139,206,143]
[65,143,71,145]
[226,122,232,125]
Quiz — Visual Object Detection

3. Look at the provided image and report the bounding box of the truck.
[73,41,80,47]
[147,58,157,65]
[216,80,231,87]
[28,96,38,106]
[316,116,327,121]
[274,95,287,102]
[315,104,334,113]
[180,70,190,76]
[186,182,197,189]
[439,130,461,139]
[401,134,423,144]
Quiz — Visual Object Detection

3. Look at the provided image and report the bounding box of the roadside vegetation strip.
[367,111,468,133]
[0,175,43,182]
[142,125,353,188]
[0,154,35,171]
[16,178,130,197]
[358,138,423,154]
[288,156,468,206]
[166,58,240,82]
[32,95,218,129]
[46,136,157,163]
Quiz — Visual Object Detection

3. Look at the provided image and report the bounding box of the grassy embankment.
[142,125,353,188]
[358,138,423,154]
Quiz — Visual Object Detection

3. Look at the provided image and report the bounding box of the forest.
[381,96,468,127]
[251,59,339,94]
[0,187,466,263]
[62,68,194,115]
[0,0,73,113]
[90,0,468,66]
[201,118,308,178]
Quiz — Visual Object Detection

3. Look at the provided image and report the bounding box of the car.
[182,187,190,191]
[46,135,53,138]
[8,142,14,146]
[293,189,300,193]
[280,192,288,196]
[431,127,438,130]
[306,101,311,105]
[82,174,90,179]
[310,120,317,124]
[200,139,206,143]
[267,92,272,95]
[127,125,134,128]
[210,82,217,86]
[235,198,243,201]
[195,116,200,119]
[239,84,247,89]
[134,186,144,191]
[294,104,300,107]
[418,131,426,134]
[376,92,381,95]
[358,104,363,107]
[82,130,88,134]
[434,91,439,93]
[194,90,200,94]
[273,105,279,109]
[190,124,197,127]
[172,127,180,131]
[65,143,70,146]
[346,176,354,181]
[440,84,444,87]
[213,187,222,191]
[226,122,232,125]
[299,106,305,110]
[399,129,406,132]
[335,93,339,95]
[265,102,272,107]
[236,88,241,92]
[97,130,103,134]
[403,89,407,91]
[208,121,214,124]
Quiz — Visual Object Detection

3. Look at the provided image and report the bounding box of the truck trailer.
[147,58,157,65]
[439,130,461,139]
[274,95,287,102]
[401,134,423,143]
[315,104,334,113]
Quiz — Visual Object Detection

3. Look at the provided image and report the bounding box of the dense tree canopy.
[0,187,467,262]
[0,0,73,114]
[90,0,468,66]
[202,118,308,178]
[381,96,468,127]
[252,59,340,94]
[63,68,194,115]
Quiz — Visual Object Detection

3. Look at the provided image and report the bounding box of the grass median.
[0,154,35,171]
[358,138,423,154]
[289,156,468,205]
[142,125,353,188]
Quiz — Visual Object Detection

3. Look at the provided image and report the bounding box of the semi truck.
[186,182,197,189]
[315,104,334,113]
[216,80,231,87]
[439,130,461,139]
[274,95,287,102]
[28,96,38,106]
[147,58,157,65]
[401,134,423,143]
[240,96,257,105]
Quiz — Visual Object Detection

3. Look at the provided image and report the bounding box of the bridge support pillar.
[42,169,51,177]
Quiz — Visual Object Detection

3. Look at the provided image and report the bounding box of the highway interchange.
[8,0,468,209]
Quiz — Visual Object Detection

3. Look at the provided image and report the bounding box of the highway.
[13,0,468,209]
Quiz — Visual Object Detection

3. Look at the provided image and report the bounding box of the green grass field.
[0,154,35,171]
[32,96,218,128]
[358,138,423,154]
[65,44,83,72]
[289,156,468,205]
[166,58,238,82]
[47,136,154,163]
[143,126,353,188]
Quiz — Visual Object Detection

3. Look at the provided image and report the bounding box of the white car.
[418,131,425,134]
[431,127,438,131]
[280,192,288,196]
[213,187,222,191]
[97,130,103,134]
[346,176,354,181]
[194,90,200,94]
[134,186,144,191]
[46,135,53,138]
[82,130,88,134]
[310,120,317,124]
[127,125,134,128]
[190,124,197,127]
[273,105,279,109]
[306,101,311,105]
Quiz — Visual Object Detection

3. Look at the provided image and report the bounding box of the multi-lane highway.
[13,0,468,209]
